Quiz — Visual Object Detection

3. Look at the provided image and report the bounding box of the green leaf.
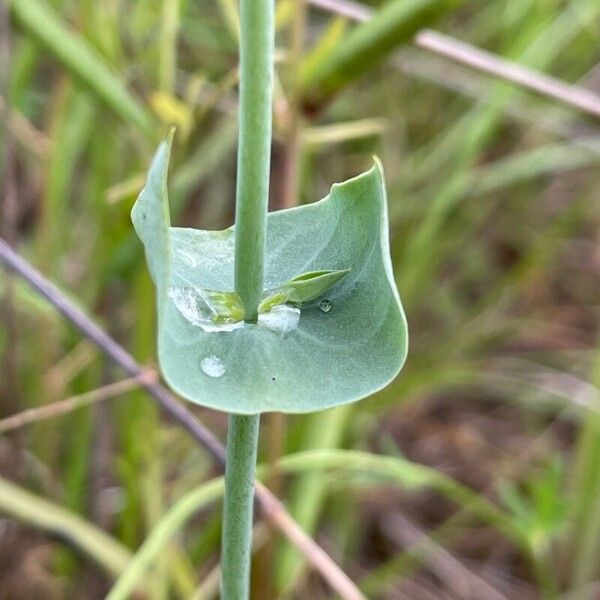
[258,268,351,312]
[285,268,352,303]
[132,136,408,414]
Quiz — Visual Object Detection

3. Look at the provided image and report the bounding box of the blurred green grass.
[1,0,600,598]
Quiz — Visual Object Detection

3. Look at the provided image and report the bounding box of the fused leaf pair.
[132,136,408,414]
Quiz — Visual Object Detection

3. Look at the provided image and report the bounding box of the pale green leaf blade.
[132,142,408,414]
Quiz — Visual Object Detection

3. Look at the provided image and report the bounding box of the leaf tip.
[166,126,177,145]
[370,154,385,179]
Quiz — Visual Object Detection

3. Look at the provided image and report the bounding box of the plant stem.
[225,2,273,595]
[221,413,261,600]
[234,0,274,321]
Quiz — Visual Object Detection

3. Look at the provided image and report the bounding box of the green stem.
[234,0,274,321]
[222,1,273,596]
[221,414,261,600]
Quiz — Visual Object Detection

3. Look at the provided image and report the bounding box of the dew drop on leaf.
[201,355,225,378]
[319,299,332,313]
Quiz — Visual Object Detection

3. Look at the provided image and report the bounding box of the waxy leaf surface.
[132,138,407,414]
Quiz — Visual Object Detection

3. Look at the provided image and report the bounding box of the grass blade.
[300,0,457,105]
[0,475,132,577]
[9,0,155,137]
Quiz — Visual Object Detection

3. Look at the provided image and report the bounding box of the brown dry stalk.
[0,374,155,434]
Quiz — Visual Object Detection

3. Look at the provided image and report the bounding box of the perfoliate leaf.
[132,136,408,414]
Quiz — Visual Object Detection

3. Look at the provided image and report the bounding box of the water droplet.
[319,299,332,313]
[257,304,300,334]
[168,287,245,333]
[201,355,225,378]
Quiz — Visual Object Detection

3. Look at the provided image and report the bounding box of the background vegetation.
[1,0,600,598]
